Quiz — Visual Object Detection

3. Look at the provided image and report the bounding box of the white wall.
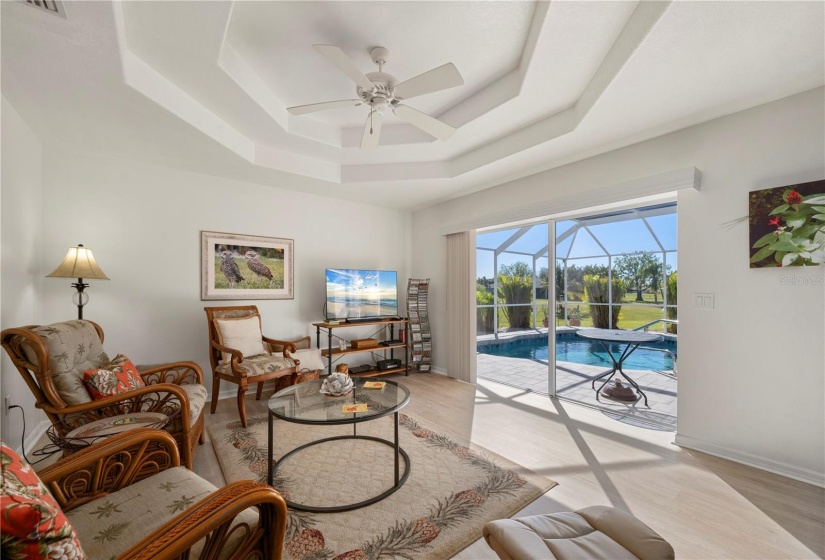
[412,87,825,484]
[1,95,45,448]
[35,146,410,398]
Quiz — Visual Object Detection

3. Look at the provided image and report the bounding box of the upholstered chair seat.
[483,506,674,560]
[1,429,287,559]
[214,354,297,377]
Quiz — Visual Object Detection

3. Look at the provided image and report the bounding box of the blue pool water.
[479,335,676,371]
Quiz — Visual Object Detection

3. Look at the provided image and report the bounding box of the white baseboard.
[674,433,825,488]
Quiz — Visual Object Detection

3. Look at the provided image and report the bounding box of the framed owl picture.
[201,231,294,300]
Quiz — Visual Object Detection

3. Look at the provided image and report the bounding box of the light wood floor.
[198,372,824,559]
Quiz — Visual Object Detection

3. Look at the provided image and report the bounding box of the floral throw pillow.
[83,354,145,400]
[0,442,87,559]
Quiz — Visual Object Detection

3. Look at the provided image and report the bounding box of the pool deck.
[476,333,677,431]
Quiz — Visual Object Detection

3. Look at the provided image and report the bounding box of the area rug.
[207,410,556,560]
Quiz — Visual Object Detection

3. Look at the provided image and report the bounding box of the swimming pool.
[478,334,676,370]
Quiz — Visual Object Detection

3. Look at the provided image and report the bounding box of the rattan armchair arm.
[43,383,192,435]
[118,480,288,560]
[40,429,180,512]
[139,361,204,386]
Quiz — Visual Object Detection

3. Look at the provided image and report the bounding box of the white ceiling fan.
[287,45,464,149]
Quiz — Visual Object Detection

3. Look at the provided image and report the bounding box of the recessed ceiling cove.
[2,0,823,209]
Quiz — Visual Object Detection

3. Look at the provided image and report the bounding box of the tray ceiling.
[1,1,823,210]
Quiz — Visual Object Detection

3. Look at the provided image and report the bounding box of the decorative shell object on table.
[320,372,354,397]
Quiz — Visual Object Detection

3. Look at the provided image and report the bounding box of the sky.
[476,210,678,279]
[326,268,398,297]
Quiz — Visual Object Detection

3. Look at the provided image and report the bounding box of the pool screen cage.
[476,203,677,336]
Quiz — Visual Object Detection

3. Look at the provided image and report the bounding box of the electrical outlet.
[3,395,10,415]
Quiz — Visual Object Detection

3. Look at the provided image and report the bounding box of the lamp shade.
[47,245,109,280]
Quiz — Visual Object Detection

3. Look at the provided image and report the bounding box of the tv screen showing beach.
[326,269,398,320]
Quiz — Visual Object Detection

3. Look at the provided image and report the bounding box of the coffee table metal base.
[271,434,410,513]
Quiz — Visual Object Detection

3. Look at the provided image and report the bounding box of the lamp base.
[71,279,89,320]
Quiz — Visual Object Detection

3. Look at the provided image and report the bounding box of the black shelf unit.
[313,319,410,377]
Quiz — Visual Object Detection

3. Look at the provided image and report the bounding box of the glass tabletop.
[575,328,664,344]
[267,378,410,425]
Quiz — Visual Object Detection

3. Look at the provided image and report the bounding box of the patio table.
[575,328,664,407]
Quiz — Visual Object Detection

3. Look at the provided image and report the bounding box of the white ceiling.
[2,1,823,211]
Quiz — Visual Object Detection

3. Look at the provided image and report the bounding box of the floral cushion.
[0,442,86,560]
[83,355,145,400]
[216,354,295,377]
[65,466,256,560]
[21,320,109,406]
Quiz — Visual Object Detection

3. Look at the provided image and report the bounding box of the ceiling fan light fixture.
[287,44,464,149]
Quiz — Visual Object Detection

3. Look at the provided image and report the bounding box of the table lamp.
[47,244,109,319]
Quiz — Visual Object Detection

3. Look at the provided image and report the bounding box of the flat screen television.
[325,269,398,320]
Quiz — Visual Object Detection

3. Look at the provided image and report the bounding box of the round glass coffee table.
[266,378,411,513]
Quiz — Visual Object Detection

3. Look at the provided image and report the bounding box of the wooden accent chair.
[33,429,288,559]
[204,305,299,427]
[1,320,206,469]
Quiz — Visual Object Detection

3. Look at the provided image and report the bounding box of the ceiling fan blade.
[394,105,455,141]
[287,99,362,116]
[393,63,464,100]
[360,111,382,149]
[313,45,375,92]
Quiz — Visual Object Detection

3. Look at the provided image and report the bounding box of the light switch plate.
[693,293,715,309]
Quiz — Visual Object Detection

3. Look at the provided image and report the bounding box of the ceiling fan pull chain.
[370,111,374,134]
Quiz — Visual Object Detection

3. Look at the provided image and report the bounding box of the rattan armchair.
[1,320,206,469]
[38,428,288,559]
[204,306,299,427]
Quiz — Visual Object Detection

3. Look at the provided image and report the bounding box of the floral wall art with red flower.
[749,179,825,268]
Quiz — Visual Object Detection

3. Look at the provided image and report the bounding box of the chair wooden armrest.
[210,340,244,362]
[262,336,297,357]
[139,361,204,386]
[40,428,180,512]
[118,480,288,560]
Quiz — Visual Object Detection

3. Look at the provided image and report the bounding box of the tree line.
[477,252,677,331]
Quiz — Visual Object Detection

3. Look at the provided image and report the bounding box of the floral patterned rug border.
[207,411,556,559]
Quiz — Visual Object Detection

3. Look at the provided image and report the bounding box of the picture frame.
[201,231,294,300]
[748,179,825,268]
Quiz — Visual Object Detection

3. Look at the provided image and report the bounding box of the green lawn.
[619,291,671,305]
[566,291,672,305]
[482,298,672,332]
[214,255,285,289]
[559,303,666,331]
